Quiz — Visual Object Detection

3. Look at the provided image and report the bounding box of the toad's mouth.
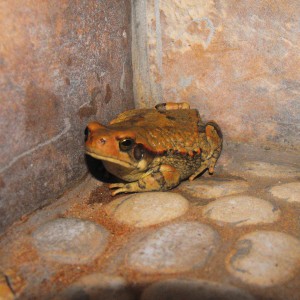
[85,151,134,168]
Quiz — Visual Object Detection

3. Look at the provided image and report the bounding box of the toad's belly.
[103,161,146,182]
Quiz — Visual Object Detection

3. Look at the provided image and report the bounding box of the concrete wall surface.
[0,0,134,233]
[132,0,300,151]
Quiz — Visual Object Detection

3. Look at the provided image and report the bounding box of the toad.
[85,102,222,195]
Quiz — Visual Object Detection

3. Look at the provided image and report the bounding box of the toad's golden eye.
[119,138,135,151]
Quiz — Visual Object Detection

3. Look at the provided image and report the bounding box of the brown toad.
[85,102,222,195]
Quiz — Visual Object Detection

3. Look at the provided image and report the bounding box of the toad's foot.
[188,158,218,181]
[109,165,180,196]
[189,160,209,181]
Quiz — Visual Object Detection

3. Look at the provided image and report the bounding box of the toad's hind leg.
[155,102,190,111]
[109,165,180,196]
[205,121,223,172]
[189,122,223,181]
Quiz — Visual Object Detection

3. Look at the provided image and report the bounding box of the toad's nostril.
[99,138,106,145]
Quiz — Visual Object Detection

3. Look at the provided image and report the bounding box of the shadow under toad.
[85,154,121,183]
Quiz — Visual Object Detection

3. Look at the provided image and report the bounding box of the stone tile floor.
[0,144,299,300]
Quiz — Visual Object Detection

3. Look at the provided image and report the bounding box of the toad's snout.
[84,122,105,143]
[84,122,112,155]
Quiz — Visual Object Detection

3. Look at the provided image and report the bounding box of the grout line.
[0,118,71,174]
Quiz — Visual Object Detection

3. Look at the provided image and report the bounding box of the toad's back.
[109,108,204,154]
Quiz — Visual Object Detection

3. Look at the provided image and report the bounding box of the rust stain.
[78,106,97,120]
[64,77,70,85]
[104,84,112,104]
[24,82,62,137]
[91,87,102,102]
[0,176,5,188]
[78,87,101,120]
[187,20,213,44]
[66,57,72,66]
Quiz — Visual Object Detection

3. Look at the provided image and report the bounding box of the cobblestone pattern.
[0,158,299,299]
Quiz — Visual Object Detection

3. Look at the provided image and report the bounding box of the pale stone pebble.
[54,273,134,300]
[32,218,109,264]
[202,195,280,226]
[105,192,189,227]
[141,279,255,300]
[226,231,300,286]
[270,181,300,203]
[238,161,300,178]
[180,178,249,199]
[125,222,219,274]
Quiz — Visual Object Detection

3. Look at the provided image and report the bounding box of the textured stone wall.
[0,0,134,233]
[132,0,300,151]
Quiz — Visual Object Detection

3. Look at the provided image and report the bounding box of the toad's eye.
[119,138,135,151]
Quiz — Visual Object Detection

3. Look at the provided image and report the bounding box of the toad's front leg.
[109,165,180,196]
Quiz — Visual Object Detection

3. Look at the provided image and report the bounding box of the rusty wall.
[0,0,134,233]
[132,0,300,151]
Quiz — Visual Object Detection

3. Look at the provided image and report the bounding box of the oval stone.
[125,222,219,274]
[270,182,300,203]
[180,178,249,199]
[226,231,300,286]
[105,192,189,227]
[202,195,280,226]
[32,218,109,264]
